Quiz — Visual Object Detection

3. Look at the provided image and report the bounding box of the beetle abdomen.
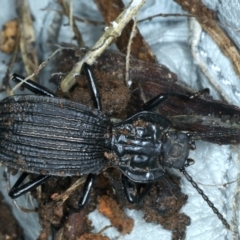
[0,95,110,176]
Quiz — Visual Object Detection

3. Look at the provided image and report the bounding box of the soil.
[0,193,23,240]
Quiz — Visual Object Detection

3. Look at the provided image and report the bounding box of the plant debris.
[0,19,19,54]
[98,195,134,235]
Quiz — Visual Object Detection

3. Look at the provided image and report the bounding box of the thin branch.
[16,0,39,80]
[125,15,137,87]
[60,0,84,46]
[60,0,146,92]
[11,47,62,94]
[138,13,193,22]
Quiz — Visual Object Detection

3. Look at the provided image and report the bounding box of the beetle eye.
[169,144,182,158]
[159,153,164,164]
[162,134,168,143]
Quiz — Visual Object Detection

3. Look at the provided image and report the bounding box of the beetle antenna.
[180,166,230,229]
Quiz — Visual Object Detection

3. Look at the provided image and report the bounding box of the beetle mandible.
[0,63,229,228]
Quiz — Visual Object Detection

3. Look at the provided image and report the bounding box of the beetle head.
[161,132,190,169]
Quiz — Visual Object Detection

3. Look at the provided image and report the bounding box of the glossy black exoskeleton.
[0,64,229,229]
[109,113,189,182]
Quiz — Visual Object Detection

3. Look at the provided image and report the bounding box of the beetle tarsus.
[122,175,153,204]
[77,173,96,210]
[9,174,51,199]
[11,73,56,97]
[83,63,102,111]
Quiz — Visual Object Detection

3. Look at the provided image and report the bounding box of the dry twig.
[59,0,84,46]
[16,0,39,80]
[60,0,146,92]
[125,15,137,87]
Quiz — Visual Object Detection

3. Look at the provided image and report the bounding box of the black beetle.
[0,63,229,228]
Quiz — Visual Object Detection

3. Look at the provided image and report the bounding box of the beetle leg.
[11,73,56,97]
[122,175,137,203]
[77,64,102,209]
[122,175,153,204]
[82,63,102,110]
[8,173,51,199]
[77,173,96,210]
[141,88,209,111]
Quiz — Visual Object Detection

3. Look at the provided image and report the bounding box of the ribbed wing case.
[0,95,110,176]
